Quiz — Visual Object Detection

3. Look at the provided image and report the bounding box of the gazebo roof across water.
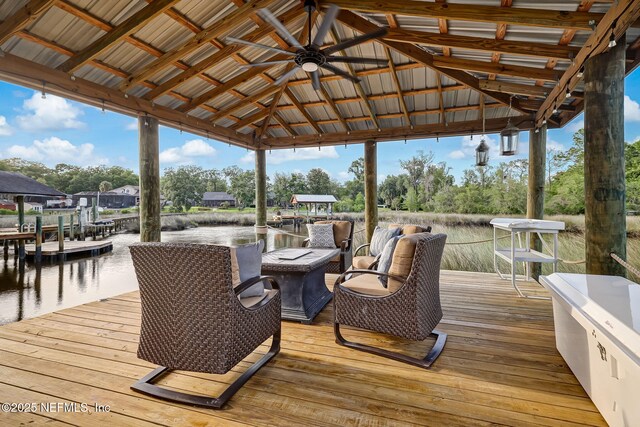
[0,171,65,197]
[0,1,638,149]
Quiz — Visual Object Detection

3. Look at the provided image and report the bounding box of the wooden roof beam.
[479,80,553,98]
[258,88,286,138]
[322,0,603,29]
[0,51,252,148]
[57,0,179,73]
[382,28,579,61]
[142,6,303,100]
[285,88,322,135]
[0,0,55,45]
[232,109,270,131]
[434,0,451,57]
[208,85,279,124]
[436,73,445,124]
[432,56,562,82]
[317,83,350,132]
[119,0,274,91]
[488,0,513,80]
[336,10,529,115]
[536,0,640,126]
[273,112,296,137]
[384,46,411,128]
[260,115,536,148]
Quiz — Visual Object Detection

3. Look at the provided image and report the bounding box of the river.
[0,226,306,325]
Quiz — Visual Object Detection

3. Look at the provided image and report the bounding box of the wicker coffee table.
[261,248,340,323]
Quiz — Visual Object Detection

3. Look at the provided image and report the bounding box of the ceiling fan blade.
[312,4,339,49]
[240,60,293,69]
[327,56,389,66]
[320,63,360,84]
[311,70,321,91]
[273,66,301,86]
[257,8,303,50]
[323,28,388,56]
[226,37,297,56]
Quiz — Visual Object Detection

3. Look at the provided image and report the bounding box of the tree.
[404,187,420,212]
[272,172,307,207]
[352,193,365,212]
[379,175,406,210]
[399,150,434,194]
[228,169,255,208]
[203,169,227,192]
[306,168,332,194]
[161,165,206,211]
[348,157,365,182]
[98,181,113,193]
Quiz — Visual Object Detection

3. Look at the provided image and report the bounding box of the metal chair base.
[335,323,446,369]
[131,331,280,409]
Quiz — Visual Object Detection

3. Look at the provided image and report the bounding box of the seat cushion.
[341,273,391,297]
[387,233,431,292]
[370,226,401,257]
[306,223,335,248]
[315,220,351,248]
[388,223,431,235]
[239,289,277,308]
[231,240,265,298]
[352,255,376,269]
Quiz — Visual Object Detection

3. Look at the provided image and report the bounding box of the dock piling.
[35,216,42,263]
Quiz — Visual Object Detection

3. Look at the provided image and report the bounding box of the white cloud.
[449,150,465,159]
[15,92,84,131]
[159,139,216,164]
[565,116,584,134]
[448,134,500,160]
[0,116,12,136]
[243,146,340,165]
[624,95,640,122]
[5,136,107,165]
[125,119,138,131]
[547,138,565,152]
[337,171,350,181]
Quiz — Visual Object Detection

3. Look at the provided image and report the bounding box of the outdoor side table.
[490,218,565,299]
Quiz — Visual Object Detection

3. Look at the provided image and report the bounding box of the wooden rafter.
[273,112,296,137]
[436,73,445,124]
[119,0,273,91]
[0,51,252,147]
[260,115,535,147]
[432,56,562,82]
[285,88,322,134]
[317,83,349,132]
[142,6,303,100]
[322,0,603,29]
[258,89,285,138]
[0,0,55,45]
[382,28,579,61]
[57,0,179,73]
[329,27,380,130]
[336,10,529,115]
[479,80,553,98]
[232,109,270,131]
[434,0,451,57]
[536,0,640,126]
[488,0,513,80]
[209,85,281,123]
[385,47,411,128]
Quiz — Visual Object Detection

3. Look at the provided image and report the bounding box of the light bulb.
[565,88,571,99]
[577,66,584,78]
[608,32,617,48]
[302,62,318,72]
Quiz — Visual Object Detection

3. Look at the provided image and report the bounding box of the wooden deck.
[0,271,605,426]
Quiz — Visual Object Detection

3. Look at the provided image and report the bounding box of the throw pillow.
[231,239,265,298]
[376,235,401,287]
[369,226,401,257]
[307,223,335,248]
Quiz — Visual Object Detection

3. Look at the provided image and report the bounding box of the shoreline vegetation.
[2,210,640,276]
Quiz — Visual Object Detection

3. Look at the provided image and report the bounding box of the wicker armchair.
[334,233,447,369]
[303,220,354,273]
[129,242,281,409]
[352,223,432,270]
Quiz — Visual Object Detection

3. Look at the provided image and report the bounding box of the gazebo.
[0,1,637,275]
[1,2,640,423]
[291,194,337,217]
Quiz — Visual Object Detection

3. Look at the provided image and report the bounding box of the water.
[0,226,306,325]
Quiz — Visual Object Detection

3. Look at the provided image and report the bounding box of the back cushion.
[315,220,351,248]
[370,226,401,257]
[387,233,430,292]
[231,240,265,297]
[388,223,431,235]
[307,223,335,248]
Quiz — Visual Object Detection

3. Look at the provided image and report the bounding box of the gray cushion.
[232,240,265,298]
[307,223,335,248]
[369,226,401,257]
[376,235,401,287]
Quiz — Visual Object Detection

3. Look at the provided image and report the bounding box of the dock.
[24,240,112,262]
[0,271,605,426]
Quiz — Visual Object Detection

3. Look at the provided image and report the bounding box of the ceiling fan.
[225,0,388,90]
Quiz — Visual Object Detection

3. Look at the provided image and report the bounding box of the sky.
[0,69,639,185]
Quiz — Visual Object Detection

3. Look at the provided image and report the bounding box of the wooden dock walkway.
[0,271,605,426]
[24,240,113,261]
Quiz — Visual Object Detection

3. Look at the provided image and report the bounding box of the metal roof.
[203,191,235,201]
[0,0,637,149]
[0,171,66,197]
[291,194,338,203]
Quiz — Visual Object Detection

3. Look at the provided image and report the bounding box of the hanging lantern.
[500,95,519,156]
[475,139,489,167]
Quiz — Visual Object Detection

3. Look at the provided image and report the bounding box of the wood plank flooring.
[0,271,605,426]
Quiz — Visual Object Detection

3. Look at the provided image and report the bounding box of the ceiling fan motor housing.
[295,49,325,72]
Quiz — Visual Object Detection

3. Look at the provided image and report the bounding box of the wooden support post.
[69,213,74,240]
[364,140,378,243]
[17,195,25,260]
[138,115,161,242]
[35,216,42,263]
[92,197,97,222]
[255,148,267,237]
[527,124,546,280]
[585,33,626,276]
[3,239,8,260]
[58,215,64,254]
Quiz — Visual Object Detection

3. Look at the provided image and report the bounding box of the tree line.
[3,129,639,215]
